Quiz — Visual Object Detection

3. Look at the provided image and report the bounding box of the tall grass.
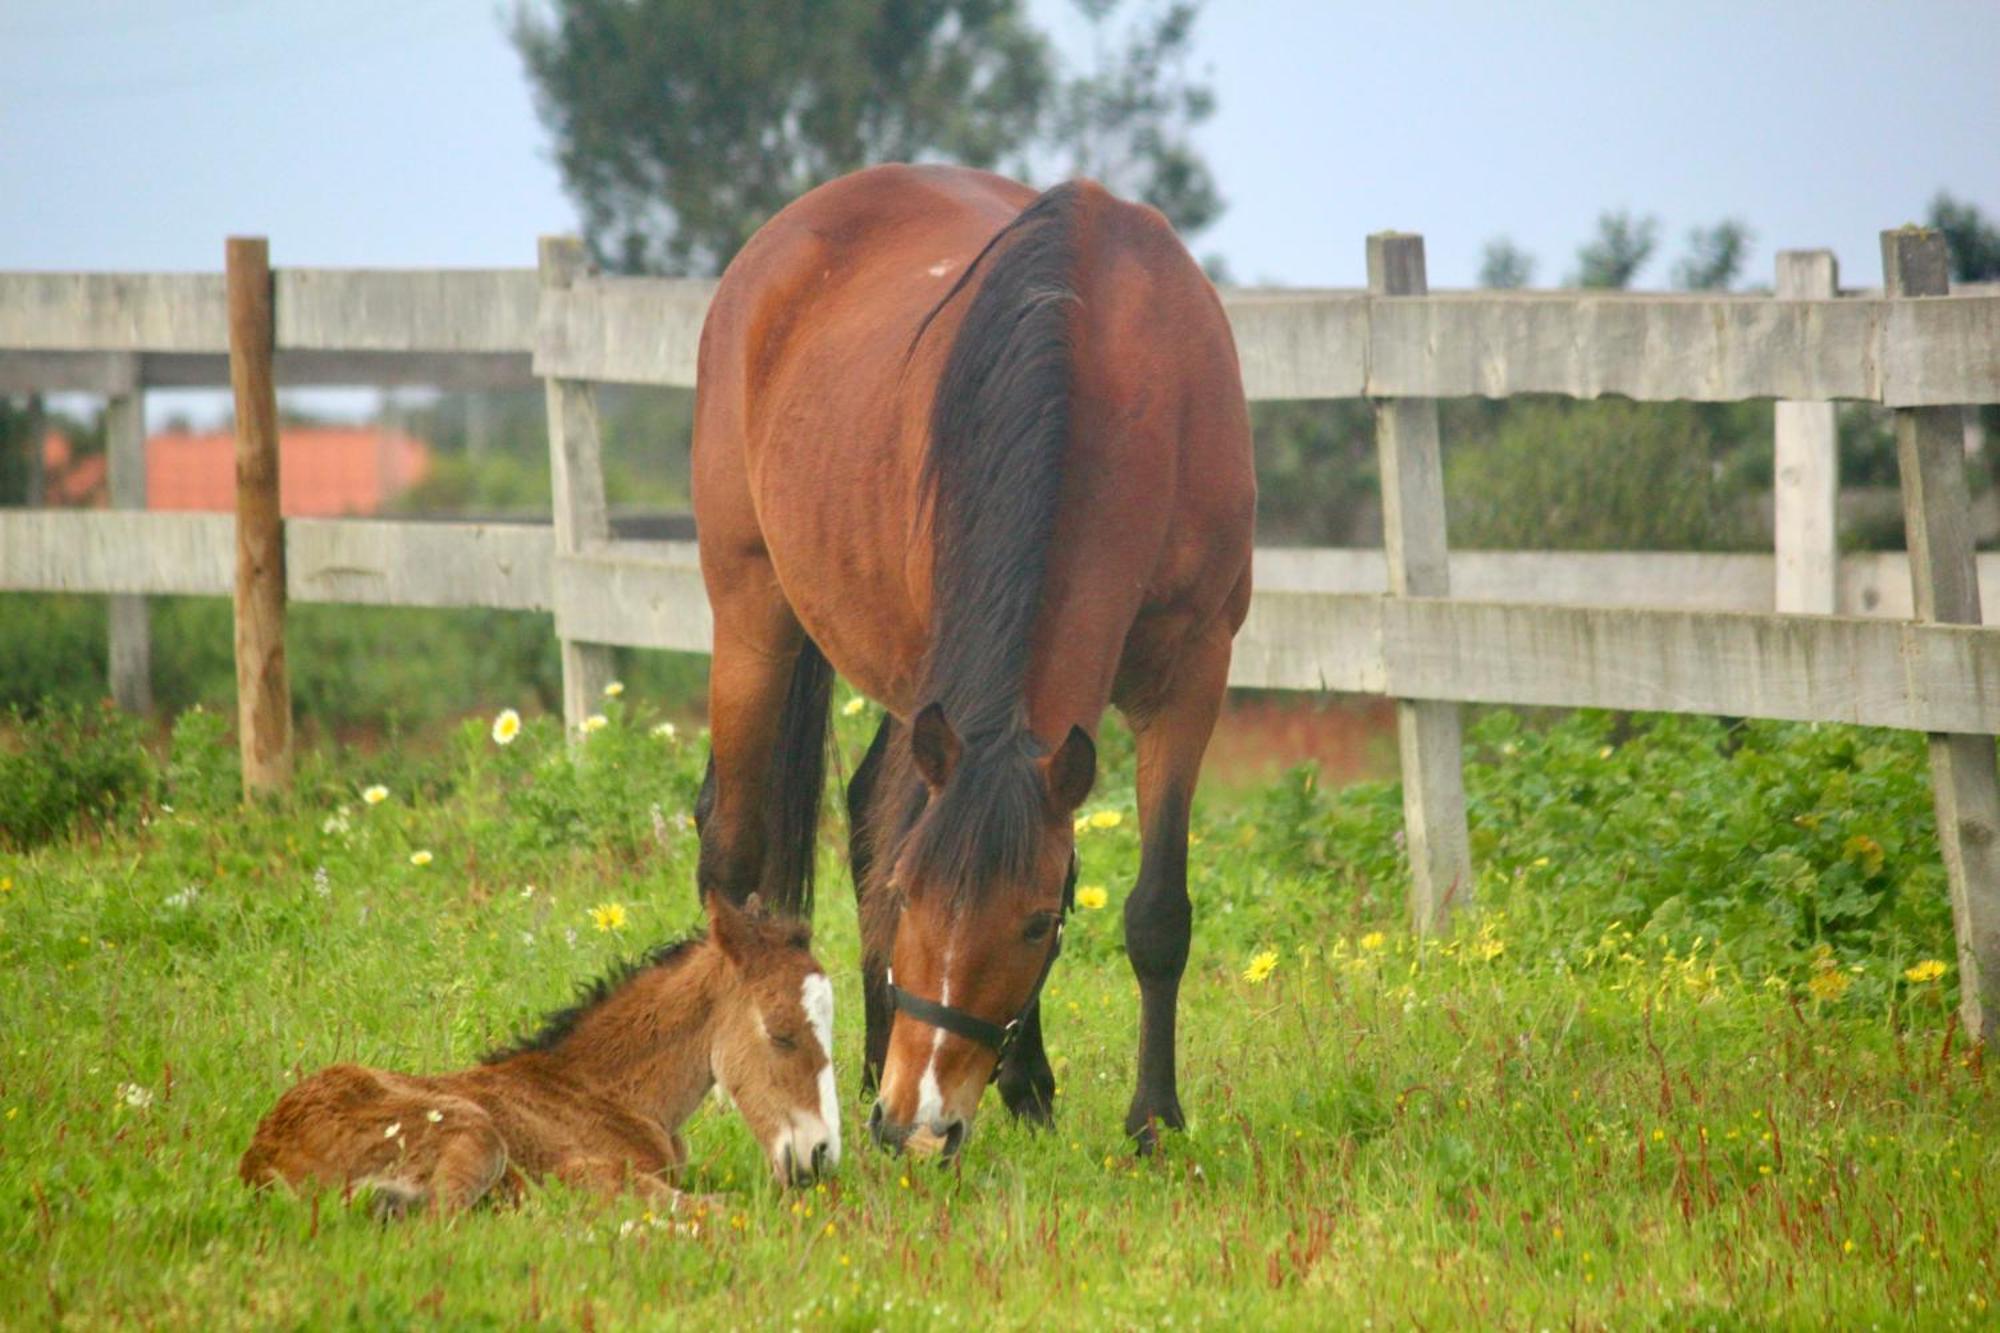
[0,699,1991,1327]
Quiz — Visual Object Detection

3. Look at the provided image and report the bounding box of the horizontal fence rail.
[7,267,1998,404]
[1,226,1995,1035]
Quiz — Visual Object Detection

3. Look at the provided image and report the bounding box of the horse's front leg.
[1122,626,1232,1152]
[995,997,1056,1126]
[845,716,897,1093]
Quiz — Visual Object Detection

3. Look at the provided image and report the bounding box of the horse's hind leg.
[846,715,895,1092]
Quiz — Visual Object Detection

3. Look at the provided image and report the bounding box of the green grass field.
[2,697,1994,1328]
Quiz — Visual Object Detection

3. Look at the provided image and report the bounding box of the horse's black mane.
[898,182,1082,904]
[480,933,704,1064]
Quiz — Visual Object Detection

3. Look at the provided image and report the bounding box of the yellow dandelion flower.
[1242,949,1279,984]
[1843,833,1885,876]
[491,709,522,745]
[603,680,625,699]
[1087,810,1123,830]
[1597,745,1613,760]
[1359,931,1386,953]
[582,714,609,734]
[1807,969,1852,1002]
[362,784,388,805]
[1904,959,1949,984]
[841,697,867,718]
[1073,815,1089,835]
[409,850,433,867]
[1530,856,1551,868]
[1075,885,1109,911]
[591,902,628,933]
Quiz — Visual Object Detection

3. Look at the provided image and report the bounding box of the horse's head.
[704,892,841,1185]
[868,703,1094,1159]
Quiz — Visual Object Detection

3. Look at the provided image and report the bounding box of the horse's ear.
[705,890,755,967]
[911,702,961,791]
[742,892,766,920]
[1046,724,1096,814]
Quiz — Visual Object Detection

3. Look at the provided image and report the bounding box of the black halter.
[887,852,1077,1078]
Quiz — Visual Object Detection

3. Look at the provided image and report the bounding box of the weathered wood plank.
[0,350,534,392]
[1368,232,1471,931]
[1885,226,2000,1043]
[226,237,292,794]
[1364,291,1999,406]
[1773,252,1841,615]
[273,269,537,353]
[1216,290,1367,399]
[534,276,716,387]
[540,238,620,734]
[287,519,551,610]
[0,512,233,595]
[1225,591,2000,733]
[553,545,712,653]
[105,373,151,713]
[0,272,227,352]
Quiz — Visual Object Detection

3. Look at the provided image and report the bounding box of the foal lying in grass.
[239,893,839,1215]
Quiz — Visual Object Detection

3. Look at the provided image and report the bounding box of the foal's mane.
[480,934,705,1064]
[896,181,1084,906]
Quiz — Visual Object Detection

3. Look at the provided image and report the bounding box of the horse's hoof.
[1123,1104,1185,1155]
[999,1081,1057,1129]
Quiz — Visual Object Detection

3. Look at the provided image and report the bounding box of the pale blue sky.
[3,2,1994,287]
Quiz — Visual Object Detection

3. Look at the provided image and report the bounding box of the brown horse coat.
[693,165,1252,1152]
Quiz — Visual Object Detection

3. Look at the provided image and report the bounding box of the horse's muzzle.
[867,1100,965,1160]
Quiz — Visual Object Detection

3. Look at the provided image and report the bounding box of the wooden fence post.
[1773,250,1839,615]
[105,355,151,713]
[538,237,616,739]
[1367,232,1472,932]
[1884,226,2000,1041]
[226,236,292,796]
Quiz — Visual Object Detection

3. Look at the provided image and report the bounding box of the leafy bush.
[1446,399,1755,551]
[1221,709,1952,994]
[0,702,156,849]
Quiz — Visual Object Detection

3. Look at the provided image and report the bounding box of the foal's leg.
[699,564,808,909]
[845,715,895,1092]
[1122,625,1232,1152]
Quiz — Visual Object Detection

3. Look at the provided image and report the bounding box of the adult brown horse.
[691,164,1252,1156]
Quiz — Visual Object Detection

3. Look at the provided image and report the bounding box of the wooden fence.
[2,230,1997,1038]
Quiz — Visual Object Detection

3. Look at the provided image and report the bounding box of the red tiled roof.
[41,432,107,506]
[147,426,433,515]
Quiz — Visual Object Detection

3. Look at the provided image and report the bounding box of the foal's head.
[867,704,1094,1158]
[703,893,841,1185]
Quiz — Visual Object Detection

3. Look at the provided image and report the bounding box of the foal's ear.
[704,890,756,968]
[911,702,962,791]
[1045,724,1096,814]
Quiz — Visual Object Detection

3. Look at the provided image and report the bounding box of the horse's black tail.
[758,637,834,919]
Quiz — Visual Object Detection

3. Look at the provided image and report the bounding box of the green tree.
[1570,211,1658,288]
[1671,219,1752,290]
[1927,191,2000,282]
[511,0,1052,275]
[1051,1,1222,237]
[1478,237,1535,289]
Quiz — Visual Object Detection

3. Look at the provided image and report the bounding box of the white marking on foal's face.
[801,972,841,1168]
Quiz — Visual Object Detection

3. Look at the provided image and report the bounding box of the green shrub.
[1446,399,1755,551]
[0,702,156,849]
